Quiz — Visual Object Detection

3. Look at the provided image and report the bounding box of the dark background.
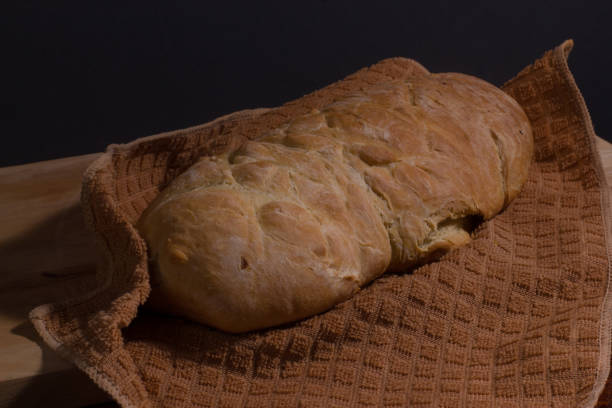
[4,1,612,167]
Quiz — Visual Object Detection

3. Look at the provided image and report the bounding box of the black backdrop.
[4,1,612,166]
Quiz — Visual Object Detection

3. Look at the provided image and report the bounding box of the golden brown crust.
[137,72,533,333]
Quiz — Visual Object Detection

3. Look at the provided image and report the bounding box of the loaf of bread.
[136,73,533,333]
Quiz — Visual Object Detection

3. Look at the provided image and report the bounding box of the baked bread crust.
[137,73,533,333]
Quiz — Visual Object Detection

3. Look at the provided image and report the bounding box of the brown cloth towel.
[30,40,612,408]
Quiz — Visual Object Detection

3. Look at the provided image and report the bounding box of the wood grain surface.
[0,153,110,408]
[1,138,611,408]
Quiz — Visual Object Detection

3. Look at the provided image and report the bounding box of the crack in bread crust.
[490,129,509,207]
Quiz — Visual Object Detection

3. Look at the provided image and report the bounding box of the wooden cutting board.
[2,138,612,408]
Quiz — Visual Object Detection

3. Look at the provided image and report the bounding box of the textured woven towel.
[30,40,612,408]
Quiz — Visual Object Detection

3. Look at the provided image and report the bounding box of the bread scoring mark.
[489,129,509,207]
[360,171,402,260]
[337,145,390,223]
[408,83,418,106]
